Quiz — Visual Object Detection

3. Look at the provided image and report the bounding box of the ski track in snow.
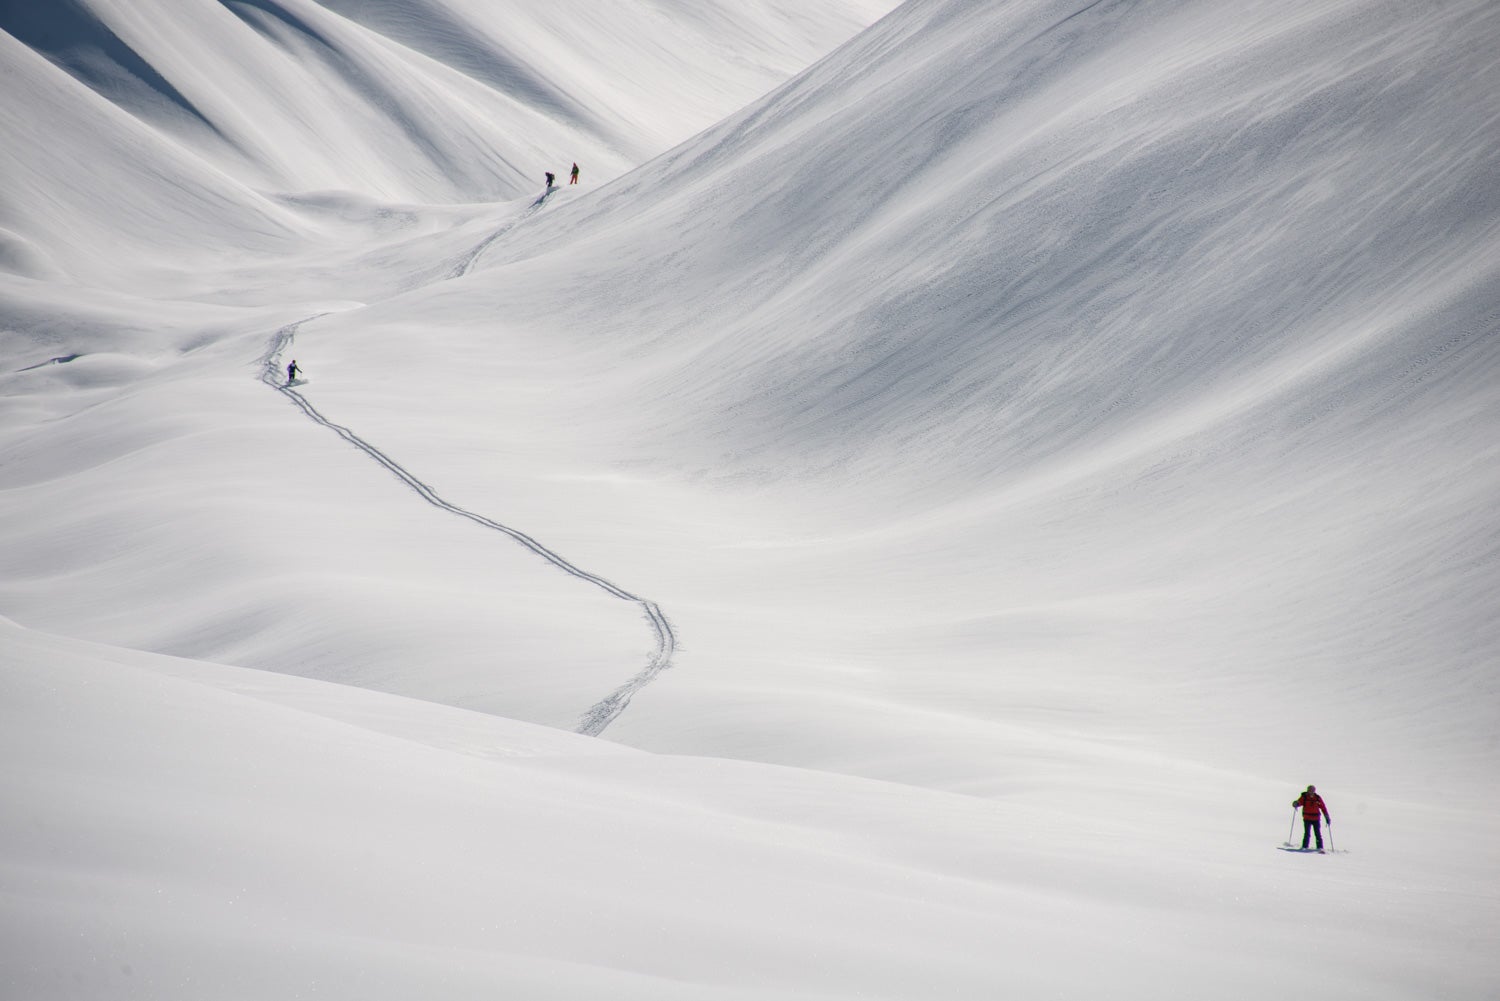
[448,186,558,278]
[259,316,675,737]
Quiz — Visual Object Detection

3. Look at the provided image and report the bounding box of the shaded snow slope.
[450,0,1500,494]
[0,0,891,286]
[310,0,1500,793]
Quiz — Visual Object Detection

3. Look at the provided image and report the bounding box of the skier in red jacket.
[1293,785,1331,851]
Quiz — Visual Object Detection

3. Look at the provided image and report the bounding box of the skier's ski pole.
[1326,818,1334,853]
[1286,807,1297,847]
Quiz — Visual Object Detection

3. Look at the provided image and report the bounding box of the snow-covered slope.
[0,0,890,286]
[3,0,1499,997]
[297,0,1500,791]
[6,616,1497,1000]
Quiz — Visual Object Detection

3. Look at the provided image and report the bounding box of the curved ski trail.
[260,317,675,737]
[448,186,559,279]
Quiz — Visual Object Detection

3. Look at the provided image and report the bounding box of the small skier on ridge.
[1293,784,1331,851]
[544,170,555,188]
[286,359,300,385]
[569,161,580,185]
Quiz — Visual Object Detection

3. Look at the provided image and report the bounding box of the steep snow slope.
[304,0,1500,794]
[0,0,891,286]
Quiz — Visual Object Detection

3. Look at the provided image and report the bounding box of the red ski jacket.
[1294,792,1329,821]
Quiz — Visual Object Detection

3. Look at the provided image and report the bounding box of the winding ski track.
[447,186,557,279]
[260,316,675,737]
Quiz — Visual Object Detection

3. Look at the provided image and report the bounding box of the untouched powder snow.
[3,0,1499,998]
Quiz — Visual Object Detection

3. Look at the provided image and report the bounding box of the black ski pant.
[1301,818,1324,850]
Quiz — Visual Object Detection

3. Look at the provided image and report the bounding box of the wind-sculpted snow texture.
[4,0,1500,998]
[0,0,890,286]
[259,316,675,735]
[393,0,1500,785]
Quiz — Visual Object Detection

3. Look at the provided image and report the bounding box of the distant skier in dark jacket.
[569,161,579,185]
[286,359,300,385]
[1293,785,1331,851]
[545,171,555,188]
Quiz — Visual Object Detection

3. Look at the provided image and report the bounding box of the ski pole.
[1326,818,1334,853]
[1286,807,1297,847]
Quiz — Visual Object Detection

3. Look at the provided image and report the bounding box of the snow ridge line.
[260,317,675,737]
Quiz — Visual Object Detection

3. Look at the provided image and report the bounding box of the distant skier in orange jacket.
[1293,785,1331,851]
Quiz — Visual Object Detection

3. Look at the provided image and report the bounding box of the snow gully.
[259,318,676,736]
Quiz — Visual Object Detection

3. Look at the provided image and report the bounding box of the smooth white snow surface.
[3,0,1498,998]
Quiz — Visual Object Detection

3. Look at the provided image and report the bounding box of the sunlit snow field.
[3,0,1498,998]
